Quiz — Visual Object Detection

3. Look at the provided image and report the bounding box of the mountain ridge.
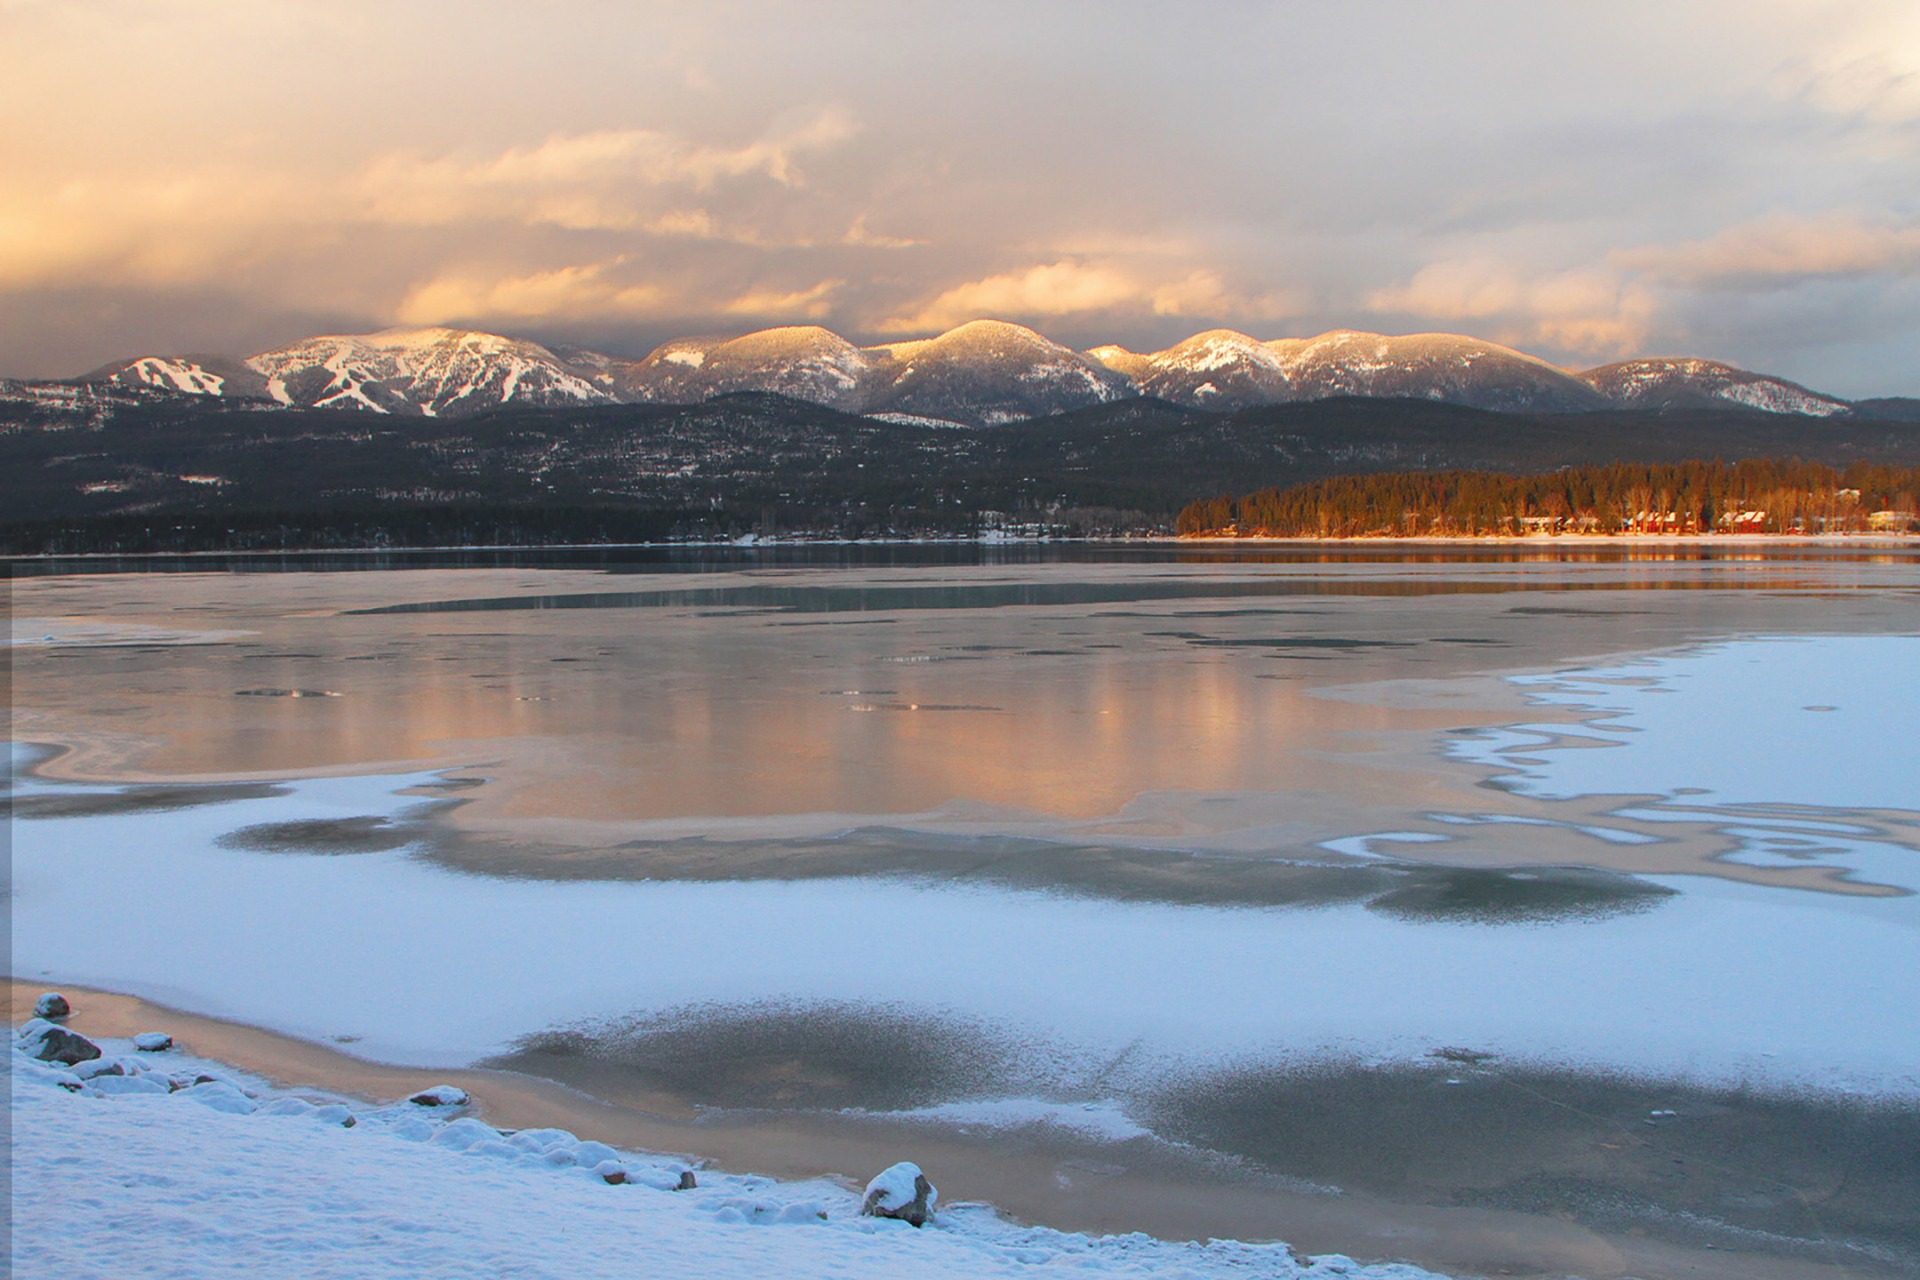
[81,320,1884,426]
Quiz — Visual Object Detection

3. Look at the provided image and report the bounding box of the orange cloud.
[1616,215,1920,284]
[1773,9,1920,125]
[356,111,858,230]
[1367,260,1655,357]
[394,264,669,326]
[721,279,844,319]
[881,261,1300,333]
[0,111,864,304]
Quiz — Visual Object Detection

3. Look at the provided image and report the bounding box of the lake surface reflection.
[9,546,1920,1278]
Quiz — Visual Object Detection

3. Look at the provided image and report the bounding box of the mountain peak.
[71,320,1870,422]
[1579,357,1849,416]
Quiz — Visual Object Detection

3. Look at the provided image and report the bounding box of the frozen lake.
[9,546,1920,1278]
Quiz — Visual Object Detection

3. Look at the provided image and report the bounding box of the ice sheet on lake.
[1450,634,1920,889]
[1455,635,1920,810]
[10,766,1920,1100]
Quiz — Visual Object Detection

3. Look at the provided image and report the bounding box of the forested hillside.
[1177,460,1920,537]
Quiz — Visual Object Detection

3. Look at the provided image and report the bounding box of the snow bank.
[11,1036,1445,1280]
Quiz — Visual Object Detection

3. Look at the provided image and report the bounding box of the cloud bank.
[2,0,1916,394]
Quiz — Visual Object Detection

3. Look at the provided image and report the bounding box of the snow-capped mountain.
[245,328,618,416]
[80,321,1886,423]
[624,320,1130,423]
[863,320,1133,425]
[1270,331,1607,413]
[628,326,872,412]
[95,328,617,417]
[1089,330,1606,413]
[1576,359,1850,417]
[86,355,272,401]
[1089,330,1292,410]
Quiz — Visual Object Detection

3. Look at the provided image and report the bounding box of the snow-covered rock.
[17,1018,102,1066]
[71,1057,126,1081]
[860,1161,938,1227]
[86,1073,171,1098]
[427,1117,502,1152]
[133,1032,174,1052]
[34,993,71,1020]
[407,1084,470,1107]
[569,1140,621,1168]
[14,1057,84,1092]
[181,1080,257,1115]
[254,1096,355,1126]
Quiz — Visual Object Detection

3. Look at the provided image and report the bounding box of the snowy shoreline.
[12,1014,1444,1280]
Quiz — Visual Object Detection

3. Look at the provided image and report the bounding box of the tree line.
[1176,459,1920,538]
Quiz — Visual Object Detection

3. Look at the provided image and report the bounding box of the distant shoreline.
[6,530,1920,562]
[1175,531,1920,545]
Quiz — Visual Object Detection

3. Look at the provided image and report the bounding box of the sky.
[2,0,1917,394]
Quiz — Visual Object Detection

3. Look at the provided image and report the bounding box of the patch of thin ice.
[860,1098,1157,1144]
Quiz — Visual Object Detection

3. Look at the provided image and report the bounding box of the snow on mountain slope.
[632,326,873,412]
[1082,345,1153,381]
[861,320,1134,425]
[1092,330,1291,409]
[1578,359,1850,417]
[244,328,619,417]
[1265,331,1608,413]
[1094,330,1608,413]
[87,355,272,401]
[65,322,1875,422]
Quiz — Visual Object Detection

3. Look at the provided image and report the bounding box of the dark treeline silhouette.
[0,501,1156,556]
[0,506,705,556]
[1177,459,1920,538]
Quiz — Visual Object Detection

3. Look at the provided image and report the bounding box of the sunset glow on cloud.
[1,0,1915,393]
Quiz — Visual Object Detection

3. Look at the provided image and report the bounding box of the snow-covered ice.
[10,760,1920,1096]
[1453,635,1920,809]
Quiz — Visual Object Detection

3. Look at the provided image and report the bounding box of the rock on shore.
[861,1161,938,1227]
